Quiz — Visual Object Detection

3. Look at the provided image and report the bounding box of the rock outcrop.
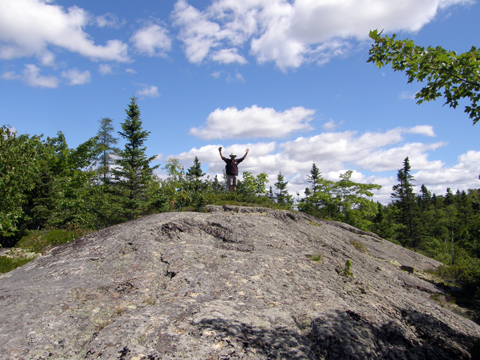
[1,206,479,359]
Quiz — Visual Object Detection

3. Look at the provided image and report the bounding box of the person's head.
[230,153,236,158]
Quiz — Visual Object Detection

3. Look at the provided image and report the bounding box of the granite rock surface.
[0,205,479,359]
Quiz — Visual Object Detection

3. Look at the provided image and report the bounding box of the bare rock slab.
[0,206,479,359]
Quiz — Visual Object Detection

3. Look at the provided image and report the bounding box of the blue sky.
[1,0,479,203]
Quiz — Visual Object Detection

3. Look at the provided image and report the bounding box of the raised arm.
[219,147,225,160]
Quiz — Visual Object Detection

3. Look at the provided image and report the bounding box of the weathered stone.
[0,206,479,359]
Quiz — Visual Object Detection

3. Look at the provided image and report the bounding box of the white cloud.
[61,68,91,85]
[210,70,223,78]
[211,48,247,64]
[2,64,59,88]
[96,13,125,28]
[172,0,224,64]
[131,24,172,57]
[0,0,129,62]
[137,84,160,98]
[323,119,343,131]
[1,71,18,81]
[189,105,315,140]
[407,125,436,137]
[126,68,137,74]
[172,0,472,70]
[99,64,113,75]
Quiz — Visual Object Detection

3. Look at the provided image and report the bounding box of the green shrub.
[0,255,34,273]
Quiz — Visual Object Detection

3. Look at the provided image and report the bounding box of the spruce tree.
[113,96,159,220]
[391,157,421,249]
[95,117,119,185]
[307,163,321,193]
[186,156,206,194]
[274,172,293,207]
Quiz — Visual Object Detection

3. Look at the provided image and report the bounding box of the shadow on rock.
[196,318,316,359]
[195,308,475,360]
[311,309,474,359]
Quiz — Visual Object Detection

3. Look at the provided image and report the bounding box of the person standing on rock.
[219,147,249,192]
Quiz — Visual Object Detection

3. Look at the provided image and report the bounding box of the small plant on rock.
[344,260,353,277]
[309,254,322,262]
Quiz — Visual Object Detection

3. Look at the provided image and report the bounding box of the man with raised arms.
[218,147,249,192]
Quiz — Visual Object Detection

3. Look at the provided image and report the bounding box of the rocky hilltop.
[1,206,479,359]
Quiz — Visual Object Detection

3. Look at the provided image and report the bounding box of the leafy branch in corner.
[368,29,480,124]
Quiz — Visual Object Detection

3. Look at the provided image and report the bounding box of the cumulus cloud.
[189,105,315,140]
[131,24,172,57]
[126,68,137,74]
[61,68,91,85]
[0,0,129,62]
[2,64,59,88]
[172,0,471,70]
[137,84,160,98]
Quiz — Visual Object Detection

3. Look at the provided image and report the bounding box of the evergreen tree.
[445,187,455,206]
[307,163,321,193]
[419,184,431,211]
[211,175,222,194]
[113,96,159,220]
[274,172,293,207]
[95,117,119,185]
[267,186,275,201]
[391,157,422,249]
[186,156,206,194]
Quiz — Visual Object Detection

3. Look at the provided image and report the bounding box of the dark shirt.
[222,156,245,176]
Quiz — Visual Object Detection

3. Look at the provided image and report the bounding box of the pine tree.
[391,157,422,249]
[113,96,159,220]
[95,117,119,185]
